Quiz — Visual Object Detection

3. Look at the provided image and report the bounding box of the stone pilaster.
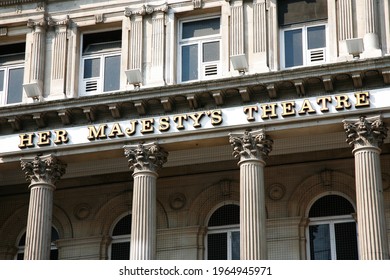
[27,18,46,97]
[125,6,145,71]
[253,0,266,53]
[230,0,244,56]
[343,116,389,260]
[20,154,66,260]
[229,129,273,260]
[150,4,168,85]
[363,0,381,57]
[337,0,354,41]
[48,16,70,98]
[124,143,168,260]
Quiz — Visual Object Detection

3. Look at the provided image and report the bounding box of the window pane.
[104,55,120,92]
[0,70,4,91]
[208,204,240,227]
[309,195,355,217]
[111,241,130,260]
[334,222,358,260]
[7,67,24,104]
[182,18,220,39]
[207,233,227,260]
[181,44,198,82]
[231,231,240,260]
[309,224,331,260]
[203,41,220,62]
[113,215,132,236]
[83,58,100,78]
[284,29,303,68]
[308,26,326,49]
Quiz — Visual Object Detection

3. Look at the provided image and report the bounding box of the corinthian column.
[229,129,273,260]
[123,143,168,260]
[343,116,389,260]
[20,154,66,260]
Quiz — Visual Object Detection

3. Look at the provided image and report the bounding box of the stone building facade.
[0,0,390,260]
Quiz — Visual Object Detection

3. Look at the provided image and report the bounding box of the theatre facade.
[0,0,390,260]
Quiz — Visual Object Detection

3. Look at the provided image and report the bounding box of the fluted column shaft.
[130,170,157,259]
[124,143,168,260]
[239,158,267,259]
[344,116,389,260]
[20,155,66,260]
[27,20,46,84]
[337,0,353,40]
[230,129,273,260]
[230,1,244,56]
[253,0,266,53]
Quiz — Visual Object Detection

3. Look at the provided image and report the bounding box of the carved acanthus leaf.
[124,142,168,173]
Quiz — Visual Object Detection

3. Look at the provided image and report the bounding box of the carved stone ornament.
[124,142,168,173]
[27,17,47,29]
[193,0,202,9]
[20,154,67,185]
[169,193,186,210]
[267,183,285,200]
[124,5,146,17]
[47,15,70,27]
[125,3,167,17]
[229,129,273,161]
[343,115,388,148]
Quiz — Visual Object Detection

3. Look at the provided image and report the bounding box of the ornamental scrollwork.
[343,115,388,148]
[20,154,67,185]
[229,129,273,161]
[124,142,168,173]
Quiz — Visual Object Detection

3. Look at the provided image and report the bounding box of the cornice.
[0,0,38,6]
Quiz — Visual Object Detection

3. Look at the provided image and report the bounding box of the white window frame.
[0,63,24,106]
[280,22,328,69]
[79,31,121,96]
[206,224,240,260]
[108,213,131,260]
[178,15,222,83]
[306,215,358,260]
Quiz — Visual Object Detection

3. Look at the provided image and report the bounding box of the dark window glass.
[335,222,358,260]
[309,224,331,260]
[307,25,326,49]
[182,18,220,39]
[111,241,130,260]
[278,0,328,26]
[7,67,24,104]
[113,215,132,236]
[208,204,240,227]
[181,44,198,82]
[284,29,303,67]
[17,227,59,260]
[207,233,227,260]
[203,41,220,62]
[0,70,4,91]
[83,58,100,79]
[309,195,355,217]
[104,55,120,92]
[83,30,122,53]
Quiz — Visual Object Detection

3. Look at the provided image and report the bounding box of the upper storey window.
[179,17,221,83]
[279,0,328,69]
[0,43,25,105]
[80,30,121,95]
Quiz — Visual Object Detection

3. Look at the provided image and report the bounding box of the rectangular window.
[0,43,25,105]
[80,30,121,95]
[179,17,221,83]
[281,24,327,68]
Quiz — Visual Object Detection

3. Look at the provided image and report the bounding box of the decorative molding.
[319,169,333,188]
[343,115,388,148]
[94,14,104,24]
[73,203,91,220]
[192,0,202,9]
[219,179,232,197]
[123,142,168,173]
[124,5,146,17]
[20,154,67,185]
[125,3,167,17]
[0,0,35,6]
[169,193,186,210]
[27,17,47,29]
[229,129,273,161]
[0,27,8,36]
[47,15,70,28]
[267,183,285,200]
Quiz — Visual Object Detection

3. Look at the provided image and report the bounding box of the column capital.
[343,115,388,149]
[124,5,146,18]
[20,154,66,186]
[229,129,273,162]
[124,142,168,174]
[27,17,47,31]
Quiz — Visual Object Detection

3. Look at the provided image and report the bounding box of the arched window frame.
[109,212,131,260]
[305,193,358,260]
[205,201,240,260]
[15,226,59,260]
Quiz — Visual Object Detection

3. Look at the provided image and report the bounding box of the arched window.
[307,195,358,260]
[110,214,131,260]
[16,227,59,260]
[206,204,240,260]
